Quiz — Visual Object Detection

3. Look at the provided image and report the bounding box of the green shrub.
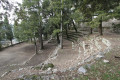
[34,66,42,70]
[42,63,54,70]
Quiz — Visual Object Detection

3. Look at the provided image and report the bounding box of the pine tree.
[79,0,119,35]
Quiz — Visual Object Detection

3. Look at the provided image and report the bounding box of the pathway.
[0,39,57,78]
[0,43,35,76]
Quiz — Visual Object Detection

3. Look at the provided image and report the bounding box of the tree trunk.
[39,26,44,50]
[0,43,2,51]
[30,38,32,42]
[60,26,63,49]
[10,40,12,45]
[68,23,70,30]
[72,21,77,33]
[60,25,63,49]
[60,2,63,49]
[56,33,60,44]
[34,37,38,54]
[90,28,93,34]
[90,16,93,34]
[99,17,103,36]
[65,26,69,38]
[38,1,43,50]
[55,25,60,44]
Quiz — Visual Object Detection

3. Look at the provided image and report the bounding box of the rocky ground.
[0,33,120,80]
[0,39,57,79]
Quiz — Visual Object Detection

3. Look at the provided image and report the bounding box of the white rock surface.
[72,42,74,49]
[18,74,24,78]
[47,67,52,71]
[102,38,111,47]
[78,66,87,74]
[1,72,8,77]
[96,54,104,58]
[18,68,24,71]
[52,69,58,73]
[103,59,109,63]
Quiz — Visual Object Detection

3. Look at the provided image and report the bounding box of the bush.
[112,23,120,33]
[42,63,54,70]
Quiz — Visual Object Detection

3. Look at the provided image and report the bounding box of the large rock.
[103,59,109,63]
[78,66,87,74]
[52,69,58,73]
[96,54,104,60]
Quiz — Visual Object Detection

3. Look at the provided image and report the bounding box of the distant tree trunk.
[90,28,93,34]
[38,1,43,50]
[38,22,44,50]
[60,5,63,49]
[99,17,103,36]
[33,37,38,54]
[39,26,44,50]
[0,35,2,51]
[90,16,93,34]
[0,44,2,51]
[60,26,63,49]
[30,38,32,42]
[56,33,60,44]
[55,25,60,44]
[72,21,77,33]
[68,23,70,30]
[65,25,68,38]
[10,40,12,45]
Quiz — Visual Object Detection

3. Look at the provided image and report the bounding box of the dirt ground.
[25,41,57,66]
[0,39,58,79]
[0,43,35,76]
[0,43,35,67]
[0,33,120,80]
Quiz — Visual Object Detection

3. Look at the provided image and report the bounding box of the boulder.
[103,59,109,63]
[78,66,87,74]
[96,54,104,60]
[52,69,58,73]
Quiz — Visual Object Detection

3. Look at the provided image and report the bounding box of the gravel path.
[0,43,35,67]
[0,43,35,76]
[0,39,58,80]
